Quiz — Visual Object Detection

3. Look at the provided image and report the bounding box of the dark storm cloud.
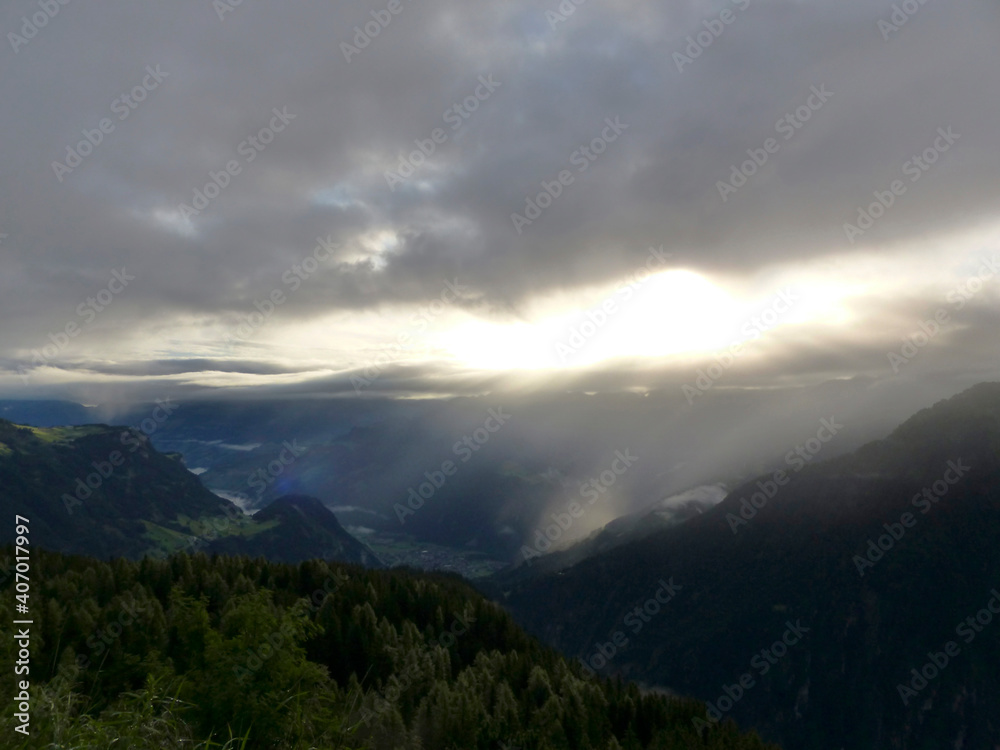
[62,359,311,378]
[1,0,998,390]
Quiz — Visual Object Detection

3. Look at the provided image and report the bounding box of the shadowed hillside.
[492,383,1000,749]
[0,420,377,566]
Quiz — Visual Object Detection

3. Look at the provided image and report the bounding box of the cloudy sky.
[2,0,999,403]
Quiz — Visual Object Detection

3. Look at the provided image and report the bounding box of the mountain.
[208,494,382,567]
[490,382,1000,750]
[0,547,779,749]
[507,484,727,583]
[1,379,961,567]
[0,419,377,566]
[91,379,942,559]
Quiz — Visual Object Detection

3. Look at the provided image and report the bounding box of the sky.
[2,0,999,404]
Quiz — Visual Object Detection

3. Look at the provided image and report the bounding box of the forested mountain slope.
[492,383,1000,749]
[0,549,777,749]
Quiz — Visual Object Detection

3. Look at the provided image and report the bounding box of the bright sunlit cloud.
[434,267,870,371]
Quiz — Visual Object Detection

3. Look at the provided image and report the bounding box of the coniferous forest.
[0,548,776,749]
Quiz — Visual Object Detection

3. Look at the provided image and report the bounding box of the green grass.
[174,514,280,539]
[27,425,110,444]
[235,518,280,538]
[143,516,284,558]
[142,520,197,552]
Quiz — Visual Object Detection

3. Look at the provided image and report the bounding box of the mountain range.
[0,377,953,563]
[3,382,1000,747]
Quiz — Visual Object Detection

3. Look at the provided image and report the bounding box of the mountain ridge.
[0,419,377,566]
[490,382,1000,750]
